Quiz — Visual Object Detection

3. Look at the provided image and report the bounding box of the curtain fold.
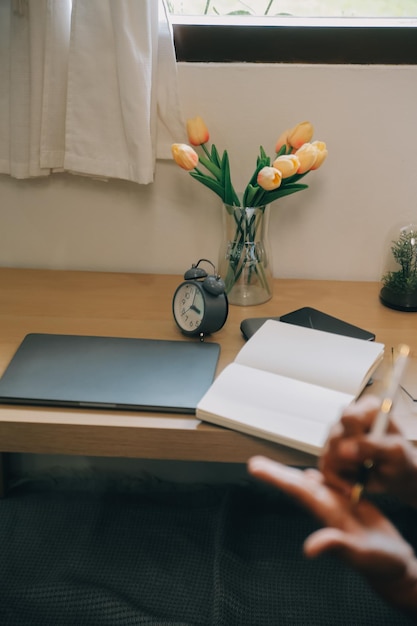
[40,0,71,171]
[0,0,184,184]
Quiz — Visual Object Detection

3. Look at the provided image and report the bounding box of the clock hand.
[188,288,200,313]
[182,287,197,314]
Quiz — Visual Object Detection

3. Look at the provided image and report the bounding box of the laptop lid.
[0,333,220,414]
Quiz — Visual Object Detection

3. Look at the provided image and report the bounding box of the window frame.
[171,17,417,64]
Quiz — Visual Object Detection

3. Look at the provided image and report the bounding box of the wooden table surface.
[0,267,416,473]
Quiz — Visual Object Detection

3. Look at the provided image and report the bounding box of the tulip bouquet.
[171,117,327,303]
[172,117,327,207]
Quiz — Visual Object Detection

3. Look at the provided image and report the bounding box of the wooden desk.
[0,268,416,477]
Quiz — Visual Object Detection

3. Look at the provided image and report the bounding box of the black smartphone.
[240,307,375,342]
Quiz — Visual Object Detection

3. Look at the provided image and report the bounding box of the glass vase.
[218,203,273,306]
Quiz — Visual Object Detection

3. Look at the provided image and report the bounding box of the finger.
[321,411,405,493]
[304,527,358,559]
[324,419,345,442]
[320,466,355,497]
[305,528,413,584]
[324,411,370,448]
[304,468,355,500]
[320,444,363,494]
[248,456,334,521]
[247,456,318,502]
[304,468,323,480]
[339,396,381,435]
[355,435,411,467]
[313,458,356,497]
[248,456,305,491]
[322,438,403,495]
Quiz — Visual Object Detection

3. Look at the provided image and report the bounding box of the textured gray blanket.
[0,478,414,625]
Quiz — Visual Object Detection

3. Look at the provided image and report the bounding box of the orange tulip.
[275,128,291,153]
[257,166,282,191]
[272,154,300,179]
[287,121,314,150]
[310,140,328,170]
[294,143,319,174]
[171,143,199,171]
[186,116,210,146]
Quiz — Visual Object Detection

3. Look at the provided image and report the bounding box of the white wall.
[1,63,416,282]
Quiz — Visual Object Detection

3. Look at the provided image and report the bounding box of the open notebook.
[197,320,384,455]
[0,333,220,414]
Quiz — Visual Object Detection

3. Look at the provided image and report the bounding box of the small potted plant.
[380,223,417,311]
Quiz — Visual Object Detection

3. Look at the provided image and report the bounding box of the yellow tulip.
[287,121,314,150]
[257,166,282,191]
[275,128,291,153]
[310,140,328,170]
[294,143,319,174]
[171,143,199,171]
[186,116,210,146]
[272,154,300,179]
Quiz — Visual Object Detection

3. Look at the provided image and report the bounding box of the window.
[167,1,417,18]
[167,2,417,64]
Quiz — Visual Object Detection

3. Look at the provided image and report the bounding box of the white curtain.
[0,0,185,183]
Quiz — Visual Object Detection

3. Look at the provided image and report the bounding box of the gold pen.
[351,343,410,505]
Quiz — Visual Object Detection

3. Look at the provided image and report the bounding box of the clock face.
[173,283,205,333]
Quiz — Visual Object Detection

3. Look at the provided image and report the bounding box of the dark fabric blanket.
[0,477,415,625]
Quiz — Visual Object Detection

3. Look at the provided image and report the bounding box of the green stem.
[224,206,270,295]
[201,143,211,159]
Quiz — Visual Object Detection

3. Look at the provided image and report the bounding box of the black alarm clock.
[172,259,228,339]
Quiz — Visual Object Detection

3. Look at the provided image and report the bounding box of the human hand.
[247,456,417,614]
[319,395,417,507]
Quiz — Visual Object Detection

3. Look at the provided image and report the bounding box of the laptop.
[0,333,220,414]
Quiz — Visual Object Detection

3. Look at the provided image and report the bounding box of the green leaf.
[249,187,266,207]
[198,154,222,180]
[221,151,239,206]
[211,144,221,168]
[276,144,287,157]
[263,184,308,204]
[243,184,259,207]
[221,150,232,204]
[256,154,270,169]
[282,171,309,185]
[189,172,225,201]
[247,152,270,194]
[259,145,268,160]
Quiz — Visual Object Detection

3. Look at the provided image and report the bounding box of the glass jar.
[380,222,417,311]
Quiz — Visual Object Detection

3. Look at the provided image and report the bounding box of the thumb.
[304,528,358,559]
